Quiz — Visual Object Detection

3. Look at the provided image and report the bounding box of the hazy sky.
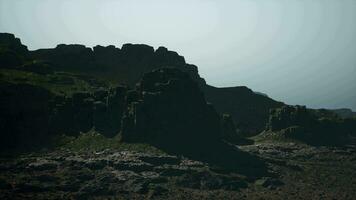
[1,0,355,110]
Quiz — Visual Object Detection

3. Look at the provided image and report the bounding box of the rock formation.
[331,108,356,119]
[26,33,282,134]
[262,105,356,145]
[220,114,244,144]
[0,80,128,150]
[267,105,314,131]
[0,82,53,150]
[203,86,283,134]
[1,32,283,134]
[120,68,222,154]
[0,33,29,68]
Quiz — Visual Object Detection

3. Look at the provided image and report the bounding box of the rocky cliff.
[0,80,128,150]
[6,33,282,134]
[259,105,356,146]
[120,68,223,154]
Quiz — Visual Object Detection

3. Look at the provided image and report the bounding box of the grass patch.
[56,131,166,154]
[0,69,113,96]
[252,130,303,144]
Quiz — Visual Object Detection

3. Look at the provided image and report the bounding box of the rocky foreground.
[1,140,355,200]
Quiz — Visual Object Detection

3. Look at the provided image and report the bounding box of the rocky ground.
[1,140,355,200]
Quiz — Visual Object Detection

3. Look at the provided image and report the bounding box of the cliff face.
[202,86,284,134]
[0,33,29,68]
[331,108,356,119]
[30,43,206,86]
[28,39,282,133]
[120,68,223,154]
[0,80,128,150]
[1,32,283,135]
[260,105,356,146]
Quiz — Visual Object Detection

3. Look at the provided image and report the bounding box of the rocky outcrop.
[220,114,244,144]
[117,68,265,175]
[203,85,284,135]
[1,33,284,134]
[30,43,206,86]
[0,33,29,68]
[0,82,53,150]
[92,86,127,137]
[0,80,128,150]
[34,44,96,70]
[49,92,94,136]
[0,33,28,56]
[29,41,282,134]
[262,105,356,145]
[49,86,127,137]
[120,68,222,153]
[267,105,313,131]
[331,108,356,119]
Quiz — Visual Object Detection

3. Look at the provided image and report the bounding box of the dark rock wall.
[1,32,284,136]
[30,43,205,86]
[265,105,356,145]
[48,87,127,137]
[267,105,313,131]
[0,82,52,150]
[203,86,284,134]
[0,82,127,150]
[0,33,29,68]
[120,68,222,153]
[220,114,242,144]
[29,40,281,134]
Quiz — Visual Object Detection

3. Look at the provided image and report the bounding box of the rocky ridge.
[0,32,283,134]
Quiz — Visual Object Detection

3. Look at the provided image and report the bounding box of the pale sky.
[1,0,355,110]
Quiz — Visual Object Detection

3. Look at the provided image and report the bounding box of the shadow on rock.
[119,68,269,179]
[155,140,269,179]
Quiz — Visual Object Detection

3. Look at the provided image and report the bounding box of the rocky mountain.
[2,32,356,200]
[4,33,281,134]
[2,32,356,148]
[0,33,242,151]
